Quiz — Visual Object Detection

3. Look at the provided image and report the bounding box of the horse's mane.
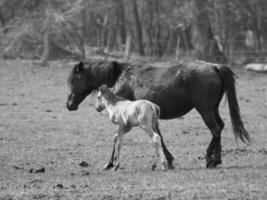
[86,60,129,90]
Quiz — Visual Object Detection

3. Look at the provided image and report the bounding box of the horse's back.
[179,61,223,111]
[114,60,223,119]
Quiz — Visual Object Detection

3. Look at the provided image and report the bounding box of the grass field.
[0,59,266,200]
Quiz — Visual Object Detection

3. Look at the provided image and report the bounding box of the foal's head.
[95,85,116,112]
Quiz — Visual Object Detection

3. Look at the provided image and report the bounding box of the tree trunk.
[114,0,127,46]
[124,34,132,60]
[0,11,5,34]
[175,35,181,61]
[165,29,176,56]
[81,7,89,44]
[131,0,144,56]
[191,0,227,63]
[144,0,153,55]
[153,0,161,57]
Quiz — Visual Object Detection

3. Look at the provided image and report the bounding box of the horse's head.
[66,62,94,111]
[66,60,125,111]
[95,85,115,112]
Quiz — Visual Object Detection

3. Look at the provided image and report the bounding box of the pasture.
[0,59,266,200]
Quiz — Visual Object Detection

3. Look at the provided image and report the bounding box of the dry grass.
[0,59,266,200]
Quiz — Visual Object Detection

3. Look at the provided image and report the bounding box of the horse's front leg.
[103,133,118,170]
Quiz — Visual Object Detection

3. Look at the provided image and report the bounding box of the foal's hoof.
[161,162,168,171]
[112,164,120,171]
[151,164,157,171]
[103,162,114,170]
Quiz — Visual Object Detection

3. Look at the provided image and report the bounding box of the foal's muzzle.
[95,105,105,112]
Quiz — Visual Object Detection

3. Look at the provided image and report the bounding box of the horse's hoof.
[168,162,175,170]
[151,164,157,171]
[206,159,222,168]
[112,164,120,171]
[103,162,114,170]
[206,156,213,168]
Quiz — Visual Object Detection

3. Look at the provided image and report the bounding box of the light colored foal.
[95,85,168,171]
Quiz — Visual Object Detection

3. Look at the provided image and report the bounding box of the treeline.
[0,0,267,64]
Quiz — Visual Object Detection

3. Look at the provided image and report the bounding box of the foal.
[95,85,169,171]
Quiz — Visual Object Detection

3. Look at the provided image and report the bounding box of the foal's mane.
[100,85,125,104]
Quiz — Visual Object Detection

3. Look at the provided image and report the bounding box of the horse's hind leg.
[199,111,224,168]
[212,108,224,165]
[154,124,174,169]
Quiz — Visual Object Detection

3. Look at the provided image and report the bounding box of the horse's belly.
[135,91,192,119]
[158,98,193,119]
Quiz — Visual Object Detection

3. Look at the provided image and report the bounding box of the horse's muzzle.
[66,102,78,111]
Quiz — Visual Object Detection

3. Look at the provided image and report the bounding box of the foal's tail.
[152,104,161,121]
[151,104,161,133]
[151,104,174,163]
[215,66,251,144]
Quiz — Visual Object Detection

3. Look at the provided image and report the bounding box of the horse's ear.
[75,61,84,73]
[109,61,121,79]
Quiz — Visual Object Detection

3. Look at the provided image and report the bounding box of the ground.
[0,59,266,200]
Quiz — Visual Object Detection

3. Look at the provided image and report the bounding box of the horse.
[66,59,251,169]
[95,85,169,171]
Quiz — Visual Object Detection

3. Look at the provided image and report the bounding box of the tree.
[1,0,267,62]
[131,0,144,56]
[113,0,126,47]
[191,0,227,63]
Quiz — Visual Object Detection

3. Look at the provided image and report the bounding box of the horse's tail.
[215,65,251,144]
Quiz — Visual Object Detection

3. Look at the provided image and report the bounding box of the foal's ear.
[99,84,108,93]
[75,61,84,73]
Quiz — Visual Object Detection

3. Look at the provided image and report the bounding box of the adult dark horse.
[66,60,251,169]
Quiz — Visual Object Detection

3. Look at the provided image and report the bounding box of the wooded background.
[0,0,267,64]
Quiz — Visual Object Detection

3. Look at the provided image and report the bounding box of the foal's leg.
[112,125,128,171]
[151,142,160,171]
[103,134,117,170]
[152,132,168,171]
[143,129,160,171]
[142,126,168,171]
